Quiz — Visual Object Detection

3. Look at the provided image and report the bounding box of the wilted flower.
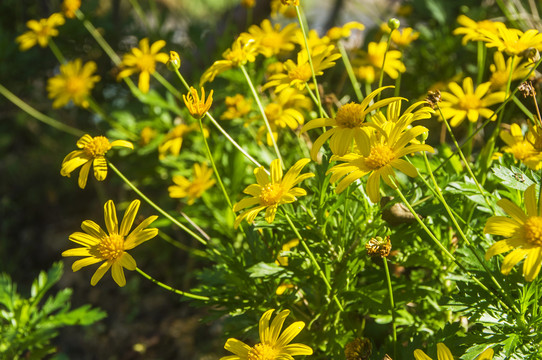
[183,86,213,119]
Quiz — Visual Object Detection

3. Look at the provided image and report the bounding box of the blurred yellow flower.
[480,22,542,56]
[139,126,157,146]
[183,86,213,119]
[240,0,256,9]
[489,52,532,90]
[439,77,505,127]
[62,199,158,287]
[281,0,299,5]
[221,94,253,120]
[452,15,503,45]
[220,309,312,360]
[326,21,365,42]
[61,134,133,189]
[391,27,420,47]
[414,343,493,360]
[271,0,297,18]
[240,19,298,58]
[118,38,169,93]
[354,41,406,81]
[62,0,81,18]
[233,158,314,228]
[276,239,299,266]
[500,123,539,166]
[16,13,65,51]
[168,163,216,205]
[47,59,101,108]
[158,123,199,159]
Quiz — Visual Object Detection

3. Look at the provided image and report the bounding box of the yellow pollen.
[260,183,283,206]
[365,144,394,169]
[98,234,125,260]
[288,63,312,82]
[525,216,542,245]
[66,76,84,95]
[138,54,156,72]
[458,94,482,110]
[335,103,366,128]
[248,343,279,360]
[84,136,111,157]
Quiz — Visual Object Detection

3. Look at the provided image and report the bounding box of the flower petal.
[111,261,127,287]
[104,200,118,235]
[120,200,140,236]
[523,246,542,281]
[501,248,529,275]
[224,338,251,357]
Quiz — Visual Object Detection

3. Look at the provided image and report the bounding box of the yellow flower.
[220,309,312,360]
[354,41,406,82]
[117,38,169,93]
[240,19,298,58]
[276,239,299,266]
[371,99,434,133]
[271,0,297,18]
[221,94,253,120]
[62,0,81,18]
[61,134,133,189]
[139,126,157,146]
[414,343,493,360]
[281,0,299,5]
[183,86,213,119]
[293,28,331,54]
[391,27,420,47]
[233,159,314,228]
[326,21,365,42]
[489,52,532,91]
[439,77,506,127]
[47,59,101,108]
[167,50,181,71]
[480,22,542,56]
[168,163,216,205]
[62,199,158,287]
[300,86,401,160]
[241,0,256,8]
[158,123,199,159]
[327,122,433,203]
[452,15,503,45]
[484,184,542,281]
[200,37,258,85]
[16,13,65,51]
[500,123,542,169]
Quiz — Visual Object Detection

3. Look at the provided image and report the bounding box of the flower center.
[525,216,542,245]
[260,183,283,206]
[365,144,394,169]
[509,141,536,160]
[265,103,282,122]
[490,70,508,90]
[138,54,156,73]
[98,234,125,260]
[66,76,85,95]
[458,94,482,110]
[84,136,111,157]
[335,103,366,128]
[247,343,279,360]
[288,63,312,82]
[261,33,283,50]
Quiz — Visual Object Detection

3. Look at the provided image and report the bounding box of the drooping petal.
[484,216,521,237]
[120,200,140,236]
[496,199,528,224]
[485,236,526,260]
[104,200,118,235]
[523,246,542,281]
[391,159,418,177]
[265,205,278,223]
[93,156,108,181]
[120,252,137,270]
[111,261,127,287]
[78,161,92,189]
[524,184,538,217]
[224,338,251,357]
[366,172,381,203]
[71,257,102,271]
[501,248,529,275]
[436,343,454,360]
[413,349,432,360]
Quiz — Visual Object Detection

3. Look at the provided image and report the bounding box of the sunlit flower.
[200,37,258,85]
[233,158,314,227]
[293,28,332,54]
[439,77,506,127]
[354,41,406,82]
[168,163,216,205]
[158,123,199,159]
[371,99,434,133]
[183,86,213,119]
[117,38,169,93]
[271,0,297,18]
[388,26,420,47]
[221,94,253,121]
[489,52,532,90]
[500,123,542,169]
[281,0,299,5]
[47,59,101,108]
[326,21,365,42]
[61,134,133,189]
[240,19,298,58]
[480,22,542,56]
[62,199,158,287]
[327,123,433,203]
[139,126,157,146]
[300,86,401,160]
[414,343,493,360]
[452,15,503,45]
[16,13,65,51]
[220,309,312,360]
[485,184,542,281]
[62,0,81,18]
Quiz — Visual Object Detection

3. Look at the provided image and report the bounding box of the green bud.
[167,51,181,71]
[388,18,400,30]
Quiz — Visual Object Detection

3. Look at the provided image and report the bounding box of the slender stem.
[158,231,207,257]
[108,162,210,247]
[76,10,122,65]
[240,64,283,166]
[382,258,397,360]
[127,0,152,32]
[338,41,363,102]
[153,71,182,98]
[0,84,84,137]
[283,211,344,312]
[305,83,329,118]
[295,5,324,118]
[377,31,394,102]
[393,71,402,97]
[136,267,210,301]
[48,39,66,64]
[476,41,486,86]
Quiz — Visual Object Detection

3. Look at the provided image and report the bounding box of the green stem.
[382,258,397,360]
[305,83,329,118]
[75,9,122,65]
[240,64,283,166]
[108,162,210,247]
[158,231,207,258]
[377,31,394,102]
[48,39,66,64]
[0,84,84,137]
[393,71,402,97]
[338,41,363,102]
[136,267,210,301]
[128,0,152,33]
[283,211,344,311]
[153,71,182,98]
[476,41,486,86]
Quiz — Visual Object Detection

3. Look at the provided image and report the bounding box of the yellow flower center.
[84,136,111,157]
[458,94,482,110]
[524,216,542,246]
[260,183,283,206]
[490,70,508,90]
[288,63,312,82]
[226,48,251,66]
[138,54,156,72]
[98,234,125,260]
[66,76,85,95]
[261,33,283,50]
[335,103,366,128]
[365,144,394,169]
[248,343,279,360]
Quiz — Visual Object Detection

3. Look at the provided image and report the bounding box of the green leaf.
[492,165,534,191]
[246,262,284,278]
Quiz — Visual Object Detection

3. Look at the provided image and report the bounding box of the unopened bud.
[167,51,181,71]
[388,18,400,30]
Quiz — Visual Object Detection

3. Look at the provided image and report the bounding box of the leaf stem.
[136,267,210,301]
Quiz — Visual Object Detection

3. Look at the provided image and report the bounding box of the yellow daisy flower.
[220,309,312,360]
[168,163,216,205]
[489,52,532,91]
[439,77,506,127]
[62,199,158,287]
[300,86,402,160]
[183,86,213,119]
[233,158,314,228]
[452,15,503,45]
[117,38,169,94]
[293,28,332,54]
[62,0,81,18]
[414,343,493,360]
[239,19,298,58]
[270,0,297,18]
[326,21,365,42]
[47,58,101,108]
[500,123,542,169]
[158,123,199,159]
[484,184,542,281]
[380,24,420,47]
[327,123,433,203]
[16,13,65,51]
[221,94,253,121]
[281,0,299,6]
[61,134,134,189]
[354,41,406,82]
[480,22,542,56]
[371,99,434,132]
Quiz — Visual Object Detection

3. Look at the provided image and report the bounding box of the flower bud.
[167,51,181,71]
[388,18,400,30]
